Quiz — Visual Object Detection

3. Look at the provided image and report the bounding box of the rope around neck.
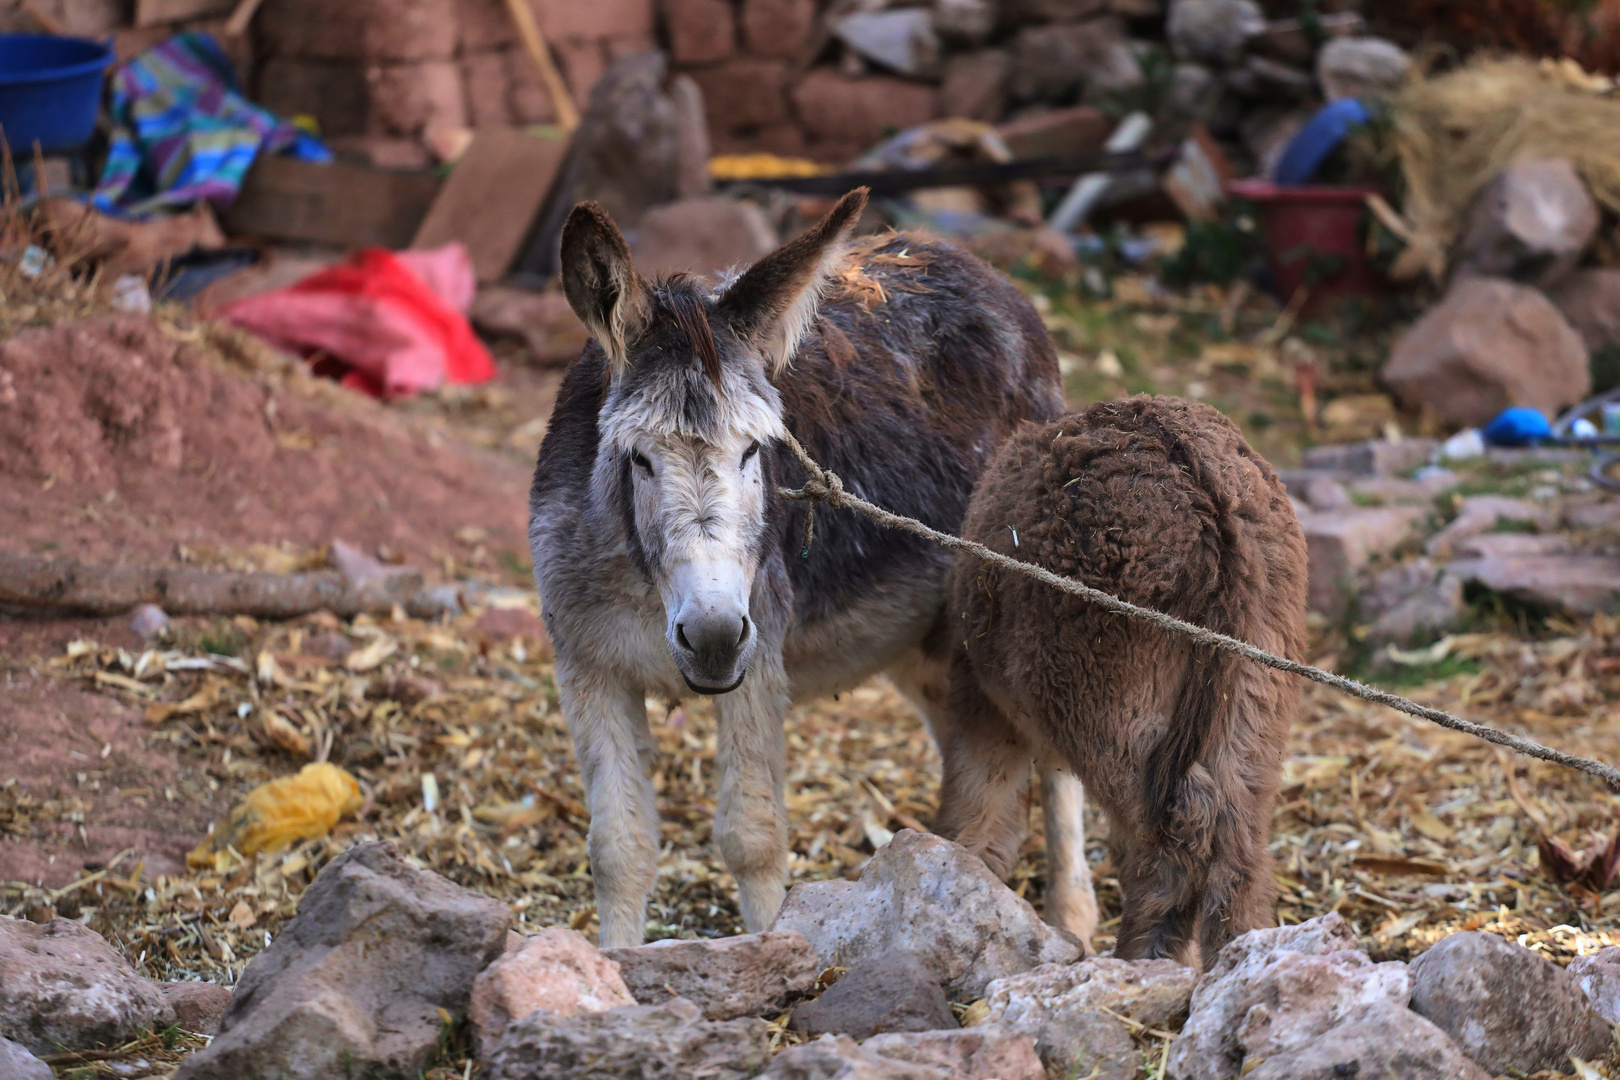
[776,431,1620,794]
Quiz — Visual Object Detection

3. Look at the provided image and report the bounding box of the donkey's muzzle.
[673,611,751,692]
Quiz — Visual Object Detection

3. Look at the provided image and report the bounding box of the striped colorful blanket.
[93,32,328,216]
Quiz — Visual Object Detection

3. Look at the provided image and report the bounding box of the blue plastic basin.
[0,35,113,155]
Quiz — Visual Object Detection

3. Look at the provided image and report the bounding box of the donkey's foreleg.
[557,663,659,948]
[1041,767,1099,953]
[714,658,791,933]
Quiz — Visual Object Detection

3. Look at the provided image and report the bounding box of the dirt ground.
[4,277,1620,1078]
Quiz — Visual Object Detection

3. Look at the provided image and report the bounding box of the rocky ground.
[5,263,1620,1075]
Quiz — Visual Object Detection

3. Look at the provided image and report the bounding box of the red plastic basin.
[1228,180,1385,315]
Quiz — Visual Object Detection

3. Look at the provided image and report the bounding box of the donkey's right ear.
[560,201,650,375]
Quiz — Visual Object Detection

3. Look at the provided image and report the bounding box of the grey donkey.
[529,189,1091,947]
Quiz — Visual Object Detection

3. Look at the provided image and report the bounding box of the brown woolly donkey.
[937,396,1308,968]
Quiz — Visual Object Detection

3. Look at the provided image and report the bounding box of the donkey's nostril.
[736,616,750,646]
[676,623,693,652]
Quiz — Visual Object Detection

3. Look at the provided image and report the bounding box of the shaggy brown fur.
[938,396,1308,969]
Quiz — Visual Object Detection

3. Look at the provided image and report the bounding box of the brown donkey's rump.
[938,396,1308,968]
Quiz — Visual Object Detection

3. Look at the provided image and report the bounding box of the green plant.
[1159,201,1264,288]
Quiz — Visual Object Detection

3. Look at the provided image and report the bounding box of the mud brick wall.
[250,0,654,159]
[661,0,1154,164]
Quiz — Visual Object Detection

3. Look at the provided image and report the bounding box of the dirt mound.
[0,316,532,570]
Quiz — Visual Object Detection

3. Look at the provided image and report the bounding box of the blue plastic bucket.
[0,35,113,155]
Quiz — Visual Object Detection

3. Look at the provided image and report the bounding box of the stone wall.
[249,0,655,165]
[666,0,1156,163]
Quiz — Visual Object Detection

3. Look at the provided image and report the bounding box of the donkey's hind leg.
[933,650,1033,879]
[1041,767,1099,952]
[556,661,660,948]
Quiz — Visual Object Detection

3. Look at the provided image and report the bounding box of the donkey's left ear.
[717,188,868,375]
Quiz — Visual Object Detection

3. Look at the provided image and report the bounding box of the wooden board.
[224,157,442,250]
[135,0,234,27]
[410,127,569,283]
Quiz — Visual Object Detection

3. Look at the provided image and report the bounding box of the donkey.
[937,396,1308,969]
[529,189,1090,948]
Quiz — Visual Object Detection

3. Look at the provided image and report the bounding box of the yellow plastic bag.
[187,763,363,870]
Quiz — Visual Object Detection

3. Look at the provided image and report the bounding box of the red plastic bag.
[220,243,495,398]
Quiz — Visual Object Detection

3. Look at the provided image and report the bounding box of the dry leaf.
[345,636,398,672]
[1408,805,1456,843]
[259,708,312,757]
[228,899,256,929]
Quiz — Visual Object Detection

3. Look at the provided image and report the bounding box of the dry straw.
[1390,57,1620,280]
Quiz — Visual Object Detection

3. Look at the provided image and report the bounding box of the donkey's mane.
[657,275,722,395]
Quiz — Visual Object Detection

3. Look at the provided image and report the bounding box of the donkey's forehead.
[599,357,784,450]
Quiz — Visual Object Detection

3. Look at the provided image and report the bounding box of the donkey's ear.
[560,201,650,375]
[718,188,868,375]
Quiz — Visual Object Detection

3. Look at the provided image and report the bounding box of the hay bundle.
[1392,57,1620,280]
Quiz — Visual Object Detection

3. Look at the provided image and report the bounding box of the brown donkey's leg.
[934,651,1034,879]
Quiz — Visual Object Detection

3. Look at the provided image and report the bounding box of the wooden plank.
[224,156,442,250]
[410,127,569,283]
[135,0,234,27]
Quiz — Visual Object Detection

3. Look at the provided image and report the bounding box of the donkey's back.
[773,234,1063,694]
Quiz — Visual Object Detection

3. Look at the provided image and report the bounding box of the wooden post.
[502,0,580,132]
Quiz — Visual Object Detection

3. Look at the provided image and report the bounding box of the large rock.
[770,830,1080,999]
[1244,1001,1489,1080]
[0,916,175,1055]
[1383,276,1590,430]
[983,958,1195,1080]
[174,841,510,1080]
[1362,560,1465,647]
[1007,18,1124,103]
[1301,438,1437,478]
[1408,931,1611,1075]
[471,928,635,1048]
[763,1034,946,1079]
[603,931,818,1021]
[939,49,1010,121]
[1550,267,1620,358]
[0,1038,50,1080]
[1316,36,1411,101]
[862,1025,1043,1080]
[791,950,955,1039]
[1167,914,1417,1080]
[1455,159,1599,288]
[159,980,233,1036]
[790,71,936,150]
[1568,946,1620,1023]
[1298,506,1428,617]
[629,197,778,283]
[1446,552,1620,616]
[1167,0,1265,65]
[1425,495,1554,558]
[482,997,771,1080]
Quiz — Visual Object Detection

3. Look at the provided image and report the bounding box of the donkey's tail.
[1142,637,1239,834]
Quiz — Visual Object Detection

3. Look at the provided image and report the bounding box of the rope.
[777,431,1620,794]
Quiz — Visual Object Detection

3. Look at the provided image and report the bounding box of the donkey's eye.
[741,441,761,466]
[631,450,653,474]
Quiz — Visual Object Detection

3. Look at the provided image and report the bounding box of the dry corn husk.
[186,763,364,870]
[1391,57,1620,280]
